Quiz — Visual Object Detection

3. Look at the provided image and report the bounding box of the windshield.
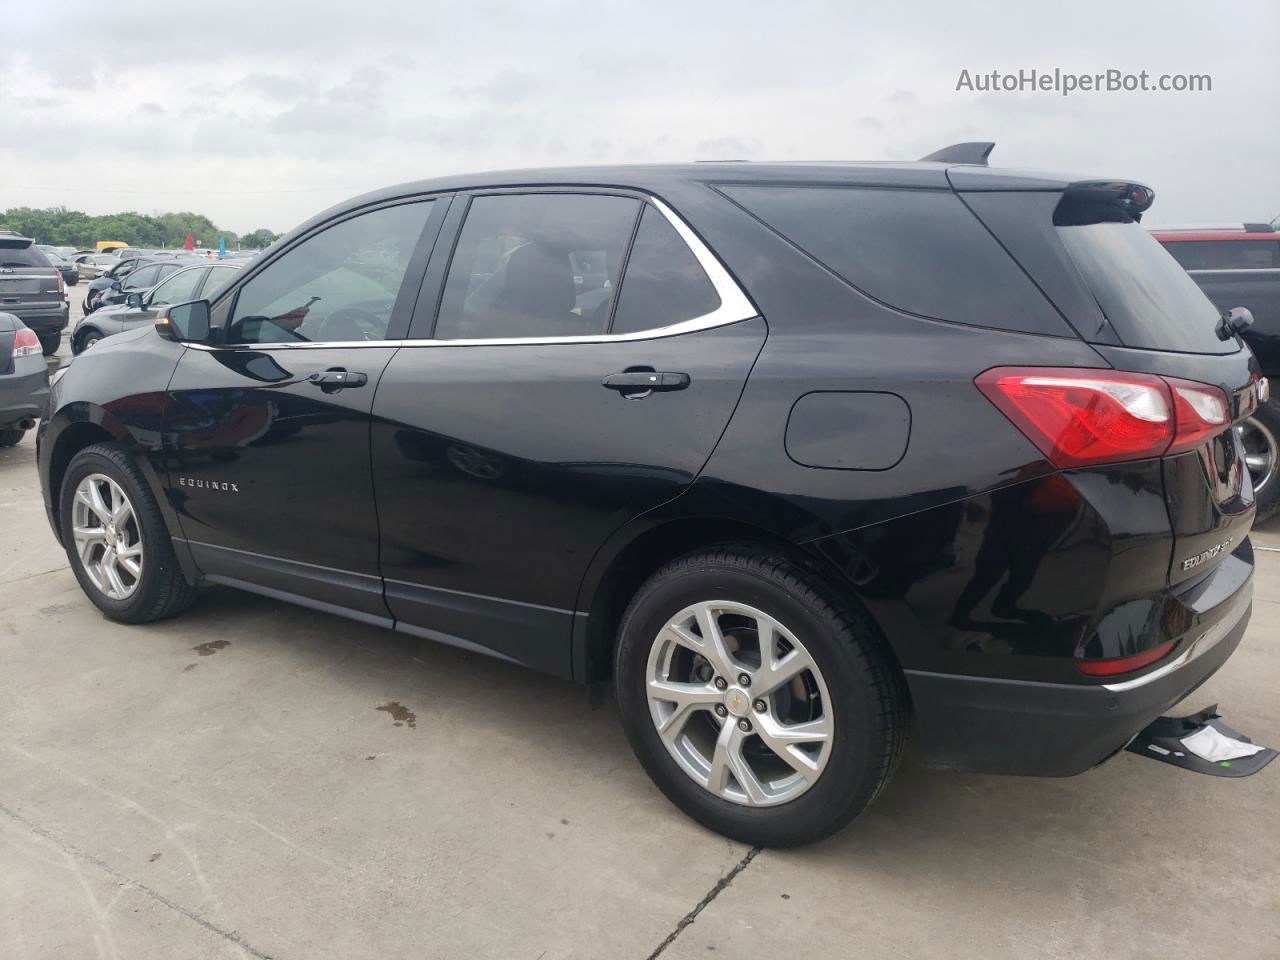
[1057,221,1232,354]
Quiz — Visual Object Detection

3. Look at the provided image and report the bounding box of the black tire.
[1247,401,1280,523]
[74,329,103,354]
[615,547,909,847]
[59,443,199,623]
[39,333,60,357]
[0,429,24,448]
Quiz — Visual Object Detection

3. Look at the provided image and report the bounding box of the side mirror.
[125,292,143,309]
[156,299,211,343]
[1217,306,1255,341]
[109,280,122,291]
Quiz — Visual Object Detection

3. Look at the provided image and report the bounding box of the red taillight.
[1076,639,1176,676]
[976,367,1232,468]
[11,328,41,358]
[1166,378,1230,454]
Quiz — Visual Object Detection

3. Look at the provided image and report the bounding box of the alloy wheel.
[71,473,144,600]
[1236,415,1278,494]
[645,600,833,807]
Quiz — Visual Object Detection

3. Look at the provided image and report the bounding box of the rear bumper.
[0,356,50,428]
[10,304,69,335]
[906,576,1253,777]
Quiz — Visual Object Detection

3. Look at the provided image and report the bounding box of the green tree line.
[0,206,279,250]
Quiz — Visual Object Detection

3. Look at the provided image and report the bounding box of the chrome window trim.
[192,195,758,352]
[1186,267,1280,276]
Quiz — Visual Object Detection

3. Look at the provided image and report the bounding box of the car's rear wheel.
[0,429,24,448]
[38,334,60,357]
[615,547,908,847]
[59,443,198,623]
[1240,401,1280,522]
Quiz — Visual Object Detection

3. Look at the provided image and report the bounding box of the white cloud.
[0,0,1276,233]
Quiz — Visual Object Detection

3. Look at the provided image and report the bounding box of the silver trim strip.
[1102,587,1252,692]
[188,195,758,352]
[1186,268,1280,276]
[0,274,55,281]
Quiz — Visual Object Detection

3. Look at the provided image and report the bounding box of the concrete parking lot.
[2,307,1278,959]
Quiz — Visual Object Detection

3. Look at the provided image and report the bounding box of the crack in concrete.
[643,846,760,959]
[0,800,275,960]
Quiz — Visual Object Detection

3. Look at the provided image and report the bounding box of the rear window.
[1163,239,1280,271]
[1057,222,1231,354]
[0,242,51,268]
[718,184,1069,335]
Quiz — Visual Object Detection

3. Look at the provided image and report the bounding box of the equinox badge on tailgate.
[1182,538,1233,571]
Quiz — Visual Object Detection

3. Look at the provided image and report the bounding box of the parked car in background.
[0,232,69,356]
[72,253,119,280]
[1154,223,1280,519]
[0,313,50,447]
[73,261,243,353]
[38,150,1261,846]
[89,259,188,314]
[83,256,180,313]
[43,251,80,287]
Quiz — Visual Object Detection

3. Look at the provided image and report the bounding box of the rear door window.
[718,184,1069,335]
[434,193,639,340]
[124,264,163,289]
[1058,221,1231,354]
[1164,240,1280,271]
[611,205,720,334]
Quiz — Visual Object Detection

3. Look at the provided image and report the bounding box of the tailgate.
[1092,343,1260,587]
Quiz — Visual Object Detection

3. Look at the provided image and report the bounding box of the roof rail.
[918,142,995,165]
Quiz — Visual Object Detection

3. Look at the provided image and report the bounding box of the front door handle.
[602,371,691,394]
[308,368,368,393]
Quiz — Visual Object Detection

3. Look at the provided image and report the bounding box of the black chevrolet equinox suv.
[38,144,1261,845]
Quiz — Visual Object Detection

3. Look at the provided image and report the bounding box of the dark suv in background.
[0,231,69,356]
[1153,224,1280,519]
[38,145,1260,845]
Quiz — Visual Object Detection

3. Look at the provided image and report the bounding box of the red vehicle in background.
[1153,223,1280,519]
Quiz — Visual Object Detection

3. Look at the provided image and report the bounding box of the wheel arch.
[572,513,901,685]
[73,325,105,353]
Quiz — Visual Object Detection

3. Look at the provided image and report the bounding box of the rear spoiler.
[1054,180,1155,225]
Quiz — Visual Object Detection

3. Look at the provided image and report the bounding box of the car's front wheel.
[74,329,102,354]
[615,547,908,847]
[59,443,199,623]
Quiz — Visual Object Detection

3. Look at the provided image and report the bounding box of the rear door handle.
[308,368,368,392]
[602,371,690,393]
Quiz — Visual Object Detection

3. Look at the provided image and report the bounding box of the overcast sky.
[2,0,1276,235]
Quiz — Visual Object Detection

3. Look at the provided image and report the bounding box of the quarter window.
[611,205,720,334]
[228,200,434,344]
[434,193,639,340]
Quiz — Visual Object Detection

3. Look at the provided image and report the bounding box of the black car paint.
[38,162,1257,778]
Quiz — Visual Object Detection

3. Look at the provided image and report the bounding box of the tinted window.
[612,206,720,334]
[1058,222,1229,354]
[0,243,51,268]
[124,264,162,289]
[435,193,639,339]
[149,267,206,305]
[229,200,433,344]
[1164,240,1280,271]
[202,266,239,297]
[720,184,1065,334]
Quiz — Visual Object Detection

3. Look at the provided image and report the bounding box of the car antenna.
[918,142,995,165]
